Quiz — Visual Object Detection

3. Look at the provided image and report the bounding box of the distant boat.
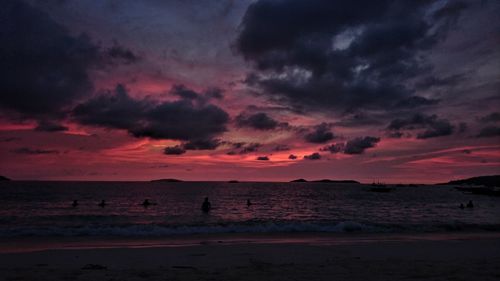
[228,180,239,183]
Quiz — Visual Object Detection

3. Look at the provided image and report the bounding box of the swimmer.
[466,200,474,208]
[98,200,106,207]
[201,197,211,213]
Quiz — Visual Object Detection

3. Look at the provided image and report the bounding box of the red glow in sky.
[1,1,499,183]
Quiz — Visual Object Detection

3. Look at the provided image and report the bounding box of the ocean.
[0,181,499,237]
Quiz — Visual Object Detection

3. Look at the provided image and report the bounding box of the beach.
[2,0,499,279]
[1,181,499,280]
[1,232,500,281]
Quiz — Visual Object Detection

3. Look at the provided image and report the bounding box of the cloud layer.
[0,0,98,119]
[237,0,467,113]
[73,84,229,141]
[387,113,455,139]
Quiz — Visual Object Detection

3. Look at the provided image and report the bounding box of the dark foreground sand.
[1,233,499,281]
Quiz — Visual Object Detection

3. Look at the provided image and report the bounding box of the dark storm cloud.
[170,84,201,100]
[245,104,303,115]
[0,0,140,125]
[1,137,21,142]
[226,142,262,155]
[72,84,148,130]
[126,99,229,141]
[417,124,454,139]
[387,113,455,139]
[432,1,468,21]
[170,85,224,103]
[333,111,383,127]
[320,143,344,154]
[183,139,221,150]
[73,84,229,141]
[304,152,321,160]
[240,143,261,154]
[318,137,380,155]
[236,0,467,112]
[273,144,290,151]
[344,136,380,155]
[11,147,59,155]
[304,123,335,143]
[204,88,225,100]
[479,112,500,123]
[256,156,269,161]
[0,0,99,119]
[394,96,440,109]
[34,121,68,132]
[235,112,288,130]
[476,126,500,138]
[387,131,404,139]
[163,146,186,155]
[231,142,246,149]
[106,44,140,64]
[415,74,464,90]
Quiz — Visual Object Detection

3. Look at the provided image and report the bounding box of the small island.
[150,178,183,183]
[0,175,10,181]
[442,175,500,197]
[290,178,360,184]
[441,175,500,187]
[311,179,360,184]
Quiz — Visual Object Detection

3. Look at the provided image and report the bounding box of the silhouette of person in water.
[459,203,465,209]
[247,199,252,207]
[201,197,211,213]
[72,200,78,207]
[142,199,151,208]
[466,200,474,208]
[98,200,106,208]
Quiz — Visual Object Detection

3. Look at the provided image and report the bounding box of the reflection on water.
[0,181,499,236]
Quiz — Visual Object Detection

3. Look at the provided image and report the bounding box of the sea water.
[0,181,499,237]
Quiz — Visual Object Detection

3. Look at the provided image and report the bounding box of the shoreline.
[2,231,500,253]
[1,232,499,280]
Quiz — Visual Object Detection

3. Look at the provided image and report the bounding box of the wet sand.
[1,233,499,281]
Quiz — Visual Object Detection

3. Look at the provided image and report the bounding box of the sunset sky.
[1,0,499,183]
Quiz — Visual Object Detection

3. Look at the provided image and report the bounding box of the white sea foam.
[1,221,498,237]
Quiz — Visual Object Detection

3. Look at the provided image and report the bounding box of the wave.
[1,221,499,237]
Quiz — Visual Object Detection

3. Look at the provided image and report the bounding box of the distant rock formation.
[290,178,308,182]
[0,175,10,181]
[312,179,360,184]
[290,178,360,184]
[441,175,500,187]
[228,180,239,183]
[150,178,183,182]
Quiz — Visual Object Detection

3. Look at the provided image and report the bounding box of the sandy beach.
[1,233,499,281]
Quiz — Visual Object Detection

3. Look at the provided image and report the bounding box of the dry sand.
[1,233,499,281]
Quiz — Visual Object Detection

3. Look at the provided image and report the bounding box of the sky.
[0,0,499,183]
